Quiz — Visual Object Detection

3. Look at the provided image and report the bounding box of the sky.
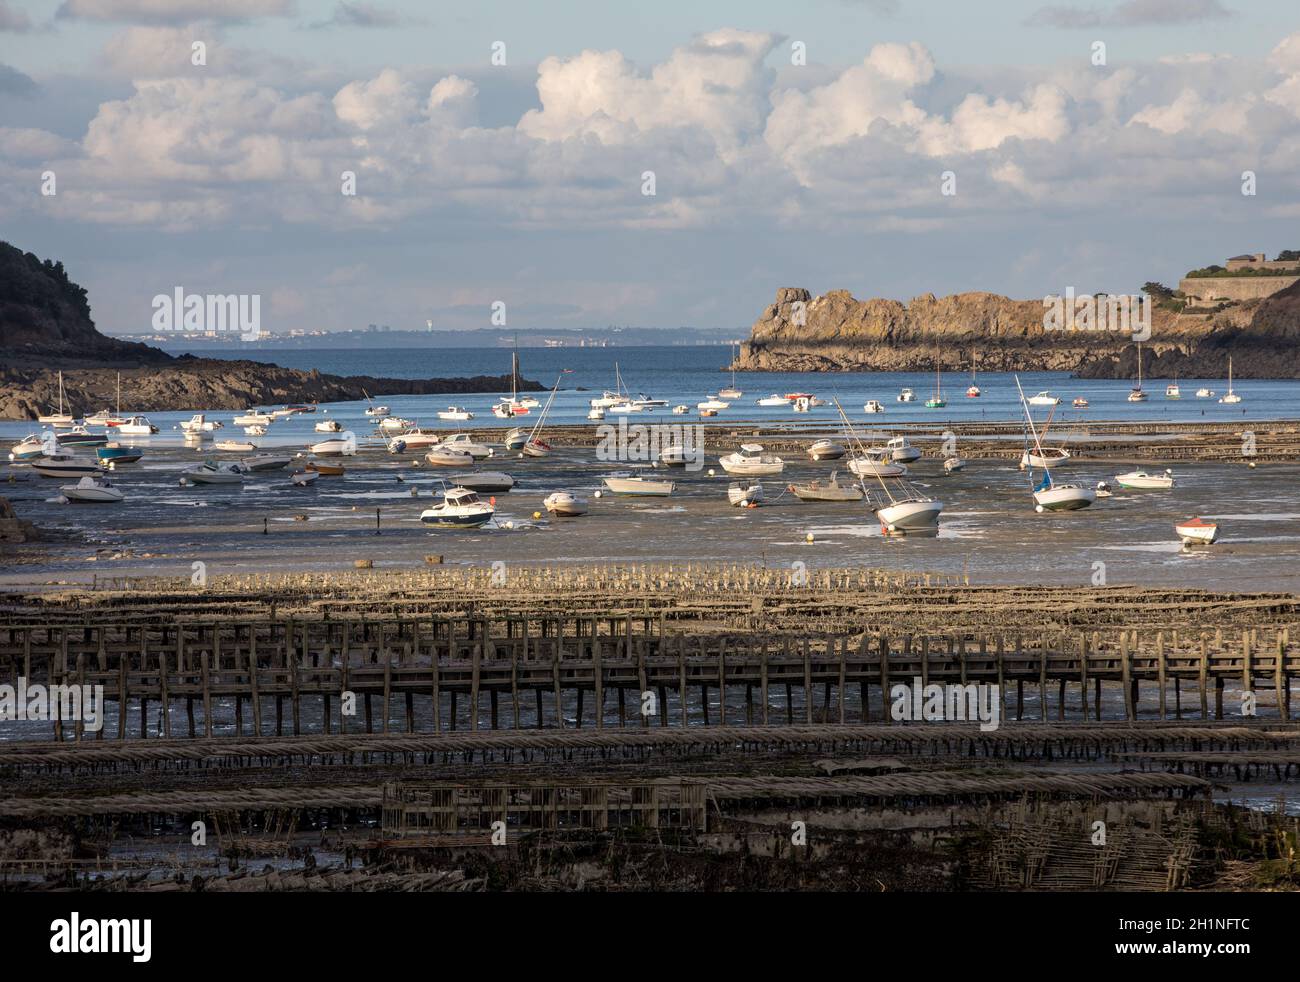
[2,0,1299,337]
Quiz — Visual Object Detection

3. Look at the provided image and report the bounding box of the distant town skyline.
[3,0,1300,336]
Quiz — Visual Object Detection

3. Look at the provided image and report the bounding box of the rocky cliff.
[0,242,540,419]
[735,286,1300,378]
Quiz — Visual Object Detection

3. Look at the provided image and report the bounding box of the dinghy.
[60,475,124,503]
[789,472,864,502]
[544,491,589,516]
[1176,517,1218,545]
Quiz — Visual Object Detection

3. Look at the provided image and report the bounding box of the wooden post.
[760,640,770,726]
[592,619,603,730]
[1120,633,1135,722]
[878,634,891,722]
[201,650,213,738]
[1277,634,1290,722]
[1199,635,1209,720]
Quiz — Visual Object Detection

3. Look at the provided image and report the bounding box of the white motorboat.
[807,439,846,461]
[719,443,784,476]
[1176,517,1219,546]
[8,434,49,461]
[788,472,864,502]
[631,396,667,410]
[37,371,76,428]
[864,400,885,414]
[244,425,268,436]
[30,456,102,479]
[180,414,223,435]
[271,408,298,419]
[943,456,966,473]
[1072,398,1089,409]
[1027,391,1060,407]
[791,396,812,413]
[97,443,142,465]
[1020,447,1071,470]
[518,396,540,409]
[1196,387,1215,399]
[848,453,907,478]
[1128,343,1148,402]
[379,416,414,432]
[588,407,607,421]
[438,407,474,421]
[309,431,357,456]
[1166,378,1181,400]
[214,439,257,452]
[425,446,474,467]
[757,395,789,407]
[503,428,529,451]
[876,436,921,463]
[1032,479,1095,513]
[544,491,588,516]
[241,454,292,472]
[697,395,730,411]
[395,429,441,450]
[234,410,274,426]
[602,476,675,496]
[290,469,319,487]
[60,475,124,503]
[659,444,695,467]
[446,471,514,493]
[420,486,495,528]
[1219,357,1242,404]
[607,401,641,414]
[727,481,763,507]
[182,460,247,485]
[590,391,621,409]
[117,416,159,436]
[671,405,689,415]
[873,494,944,532]
[493,400,531,418]
[315,419,343,433]
[441,434,494,460]
[84,409,121,427]
[1115,468,1174,490]
[896,388,916,403]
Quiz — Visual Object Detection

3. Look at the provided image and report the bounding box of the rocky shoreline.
[0,362,543,421]
[734,284,1300,378]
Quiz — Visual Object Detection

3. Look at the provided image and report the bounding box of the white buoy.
[708,468,716,477]
[593,490,603,498]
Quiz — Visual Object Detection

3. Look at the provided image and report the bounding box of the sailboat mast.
[832,397,899,504]
[1015,376,1054,491]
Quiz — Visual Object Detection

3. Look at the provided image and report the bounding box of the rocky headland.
[735,284,1300,378]
[0,242,541,420]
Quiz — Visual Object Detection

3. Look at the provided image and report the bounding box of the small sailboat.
[544,491,588,516]
[727,481,763,507]
[925,353,946,408]
[38,371,76,428]
[718,343,743,400]
[1219,357,1242,404]
[521,375,563,457]
[1015,378,1093,513]
[493,343,532,417]
[1128,344,1148,402]
[1176,517,1219,546]
[61,475,124,503]
[420,486,495,528]
[834,398,941,532]
[362,390,389,417]
[965,358,981,398]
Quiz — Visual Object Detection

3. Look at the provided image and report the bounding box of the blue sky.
[2,0,1299,336]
